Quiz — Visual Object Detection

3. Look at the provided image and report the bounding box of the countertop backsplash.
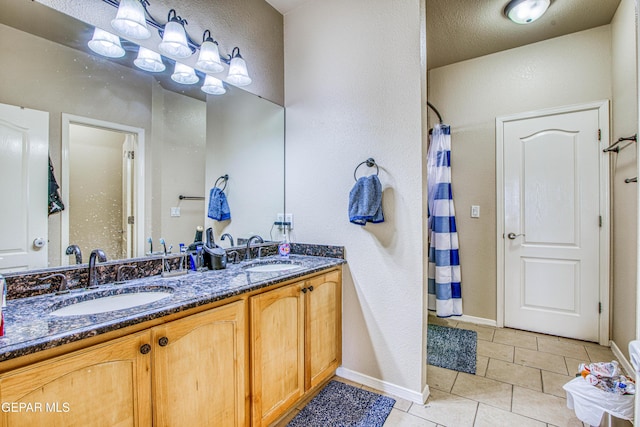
[3,243,344,300]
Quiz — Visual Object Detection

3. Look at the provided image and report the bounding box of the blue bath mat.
[287,380,395,427]
[428,324,477,374]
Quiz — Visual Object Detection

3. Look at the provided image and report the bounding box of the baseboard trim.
[454,314,497,327]
[335,367,429,404]
[610,340,635,380]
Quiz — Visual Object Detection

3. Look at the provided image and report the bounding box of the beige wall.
[428,26,613,321]
[611,0,638,357]
[37,0,284,105]
[284,0,428,398]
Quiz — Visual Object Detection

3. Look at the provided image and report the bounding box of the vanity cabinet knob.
[301,287,308,294]
[158,337,169,347]
[140,344,151,354]
[308,286,314,292]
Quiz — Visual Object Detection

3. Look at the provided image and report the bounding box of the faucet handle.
[116,264,137,283]
[39,274,69,294]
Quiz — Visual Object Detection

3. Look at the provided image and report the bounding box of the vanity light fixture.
[158,9,192,58]
[196,30,225,73]
[88,28,125,58]
[111,0,151,40]
[504,0,550,24]
[201,75,226,95]
[133,47,165,72]
[171,62,199,84]
[226,47,252,87]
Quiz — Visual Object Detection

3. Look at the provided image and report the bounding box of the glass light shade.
[195,40,224,73]
[227,56,252,86]
[111,0,151,39]
[134,47,165,72]
[88,28,125,58]
[201,75,226,95]
[504,0,550,24]
[158,21,192,58]
[171,63,198,84]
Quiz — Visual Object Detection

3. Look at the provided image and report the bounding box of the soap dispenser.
[278,230,291,259]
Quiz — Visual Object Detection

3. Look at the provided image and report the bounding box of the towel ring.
[214,174,229,192]
[353,158,379,182]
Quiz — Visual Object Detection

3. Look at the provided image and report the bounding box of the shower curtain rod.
[427,101,443,124]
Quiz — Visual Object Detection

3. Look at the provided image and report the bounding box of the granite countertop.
[0,255,344,362]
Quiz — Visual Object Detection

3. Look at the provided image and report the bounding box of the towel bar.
[625,177,637,183]
[179,195,205,200]
[354,158,379,182]
[603,134,637,153]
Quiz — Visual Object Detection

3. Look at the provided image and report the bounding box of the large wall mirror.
[0,0,285,272]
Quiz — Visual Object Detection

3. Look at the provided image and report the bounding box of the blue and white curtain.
[427,124,462,317]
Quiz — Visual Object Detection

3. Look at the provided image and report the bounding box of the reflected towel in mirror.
[349,175,384,225]
[208,187,231,221]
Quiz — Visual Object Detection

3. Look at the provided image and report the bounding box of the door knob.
[507,232,525,240]
[32,237,46,249]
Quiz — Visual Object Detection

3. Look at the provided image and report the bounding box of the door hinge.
[126,151,135,160]
[599,215,602,227]
[598,302,602,314]
[598,129,601,141]
[127,216,135,225]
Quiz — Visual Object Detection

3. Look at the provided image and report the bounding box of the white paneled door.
[498,102,608,343]
[0,103,49,272]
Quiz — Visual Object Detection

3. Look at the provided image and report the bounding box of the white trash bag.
[563,377,634,426]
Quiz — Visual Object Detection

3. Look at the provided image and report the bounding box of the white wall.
[284,0,428,399]
[429,26,613,321]
[611,0,638,357]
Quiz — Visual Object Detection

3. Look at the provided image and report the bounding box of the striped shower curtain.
[427,124,462,317]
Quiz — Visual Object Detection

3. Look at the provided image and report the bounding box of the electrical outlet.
[170,207,181,217]
[276,213,285,223]
[284,213,293,230]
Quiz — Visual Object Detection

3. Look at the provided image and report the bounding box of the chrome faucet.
[245,235,264,261]
[220,233,235,247]
[65,244,82,264]
[87,249,107,288]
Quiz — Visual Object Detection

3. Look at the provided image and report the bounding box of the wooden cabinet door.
[250,282,305,427]
[152,300,248,427]
[306,270,342,389]
[0,331,152,427]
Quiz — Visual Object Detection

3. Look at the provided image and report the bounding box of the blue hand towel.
[208,187,231,221]
[349,175,384,225]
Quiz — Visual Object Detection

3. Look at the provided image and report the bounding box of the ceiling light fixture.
[226,47,252,87]
[88,27,125,58]
[133,47,165,72]
[504,0,550,24]
[196,30,224,73]
[171,62,199,84]
[111,0,151,40]
[90,0,254,92]
[158,9,192,58]
[201,75,226,95]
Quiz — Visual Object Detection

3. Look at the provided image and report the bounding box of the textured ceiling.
[268,0,622,70]
[427,0,622,69]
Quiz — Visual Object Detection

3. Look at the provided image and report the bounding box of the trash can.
[563,377,634,426]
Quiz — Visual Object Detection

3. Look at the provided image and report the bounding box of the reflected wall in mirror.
[0,1,284,272]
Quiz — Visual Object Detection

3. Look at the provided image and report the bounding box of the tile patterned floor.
[276,315,633,427]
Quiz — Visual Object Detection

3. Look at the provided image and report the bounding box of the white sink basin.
[244,263,302,273]
[51,292,173,316]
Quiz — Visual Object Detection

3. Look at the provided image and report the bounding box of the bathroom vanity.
[0,255,343,427]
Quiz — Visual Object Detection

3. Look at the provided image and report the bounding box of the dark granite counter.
[0,255,344,362]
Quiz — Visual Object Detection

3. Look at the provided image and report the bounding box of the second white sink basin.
[51,292,173,317]
[244,263,302,273]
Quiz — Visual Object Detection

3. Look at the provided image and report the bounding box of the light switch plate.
[471,205,480,218]
[170,207,181,217]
